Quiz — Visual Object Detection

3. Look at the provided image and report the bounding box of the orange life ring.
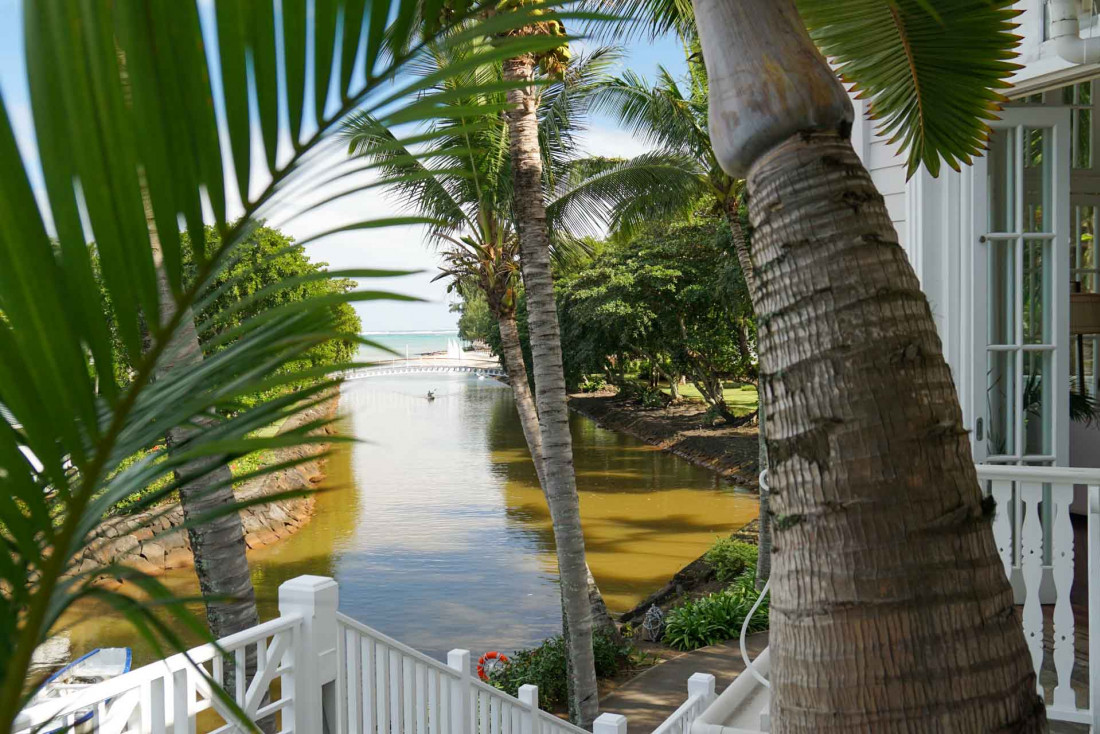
[477,651,510,681]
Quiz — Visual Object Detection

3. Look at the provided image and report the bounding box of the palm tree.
[590,47,772,580]
[619,0,1042,729]
[0,2,570,729]
[498,11,602,726]
[342,43,667,695]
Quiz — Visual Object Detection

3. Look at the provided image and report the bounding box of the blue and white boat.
[32,648,131,730]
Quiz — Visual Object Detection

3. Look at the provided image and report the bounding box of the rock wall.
[77,392,340,582]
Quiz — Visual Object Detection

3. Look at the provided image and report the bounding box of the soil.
[568,392,760,487]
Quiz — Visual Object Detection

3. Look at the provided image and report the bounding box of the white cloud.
[577,122,655,159]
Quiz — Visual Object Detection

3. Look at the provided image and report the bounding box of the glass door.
[972,107,1070,465]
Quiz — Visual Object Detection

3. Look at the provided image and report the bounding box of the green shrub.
[704,538,758,582]
[663,575,769,651]
[740,384,755,391]
[487,632,633,710]
[580,374,607,393]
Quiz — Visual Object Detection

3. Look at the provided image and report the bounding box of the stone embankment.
[75,393,340,582]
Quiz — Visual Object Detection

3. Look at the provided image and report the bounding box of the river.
[63,373,758,664]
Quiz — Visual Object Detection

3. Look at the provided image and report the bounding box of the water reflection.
[61,374,757,664]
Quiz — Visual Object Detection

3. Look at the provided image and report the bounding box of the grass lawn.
[660,381,758,416]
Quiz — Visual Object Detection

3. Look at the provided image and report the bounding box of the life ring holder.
[477,651,510,681]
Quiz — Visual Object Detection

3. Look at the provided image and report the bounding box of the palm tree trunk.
[725,199,771,587]
[693,1,1044,730]
[503,54,599,728]
[499,314,546,486]
[145,205,259,642]
[499,313,617,638]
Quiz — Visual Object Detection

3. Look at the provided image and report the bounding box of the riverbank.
[568,393,760,488]
[76,391,341,585]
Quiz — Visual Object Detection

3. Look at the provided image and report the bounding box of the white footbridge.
[346,357,507,382]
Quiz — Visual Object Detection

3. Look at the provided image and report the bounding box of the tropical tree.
[557,218,755,420]
[498,9,600,725]
[342,43,663,705]
[0,1,573,729]
[619,0,1042,729]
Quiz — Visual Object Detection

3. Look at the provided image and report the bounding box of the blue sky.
[0,0,687,332]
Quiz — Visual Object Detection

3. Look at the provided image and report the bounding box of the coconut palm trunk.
[725,198,771,587]
[692,0,1044,730]
[499,314,546,486]
[500,312,618,638]
[144,196,259,641]
[503,55,599,728]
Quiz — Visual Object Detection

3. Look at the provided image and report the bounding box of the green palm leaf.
[796,0,1023,177]
[0,1,589,728]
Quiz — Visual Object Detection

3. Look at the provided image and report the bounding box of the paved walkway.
[601,633,769,734]
[603,628,1090,733]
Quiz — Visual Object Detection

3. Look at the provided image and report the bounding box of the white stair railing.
[14,613,304,734]
[652,674,716,734]
[335,612,603,734]
[18,575,628,734]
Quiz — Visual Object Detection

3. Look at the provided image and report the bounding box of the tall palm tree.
[0,2,570,729]
[342,42,671,686]
[590,48,772,580]
[620,0,1042,729]
[498,10,601,726]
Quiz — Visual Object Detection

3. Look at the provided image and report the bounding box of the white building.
[854,0,1100,480]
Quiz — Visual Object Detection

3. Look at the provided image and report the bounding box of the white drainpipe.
[1051,0,1100,65]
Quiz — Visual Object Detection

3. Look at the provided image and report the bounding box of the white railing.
[976,465,1099,726]
[335,610,601,734]
[652,674,715,734]
[19,575,628,734]
[346,366,507,381]
[15,611,303,734]
[687,464,1100,733]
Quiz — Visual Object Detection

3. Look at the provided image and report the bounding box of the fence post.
[687,673,716,707]
[280,575,340,734]
[518,685,538,734]
[448,649,472,734]
[594,713,627,734]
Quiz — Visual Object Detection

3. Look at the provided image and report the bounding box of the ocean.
[358,331,465,363]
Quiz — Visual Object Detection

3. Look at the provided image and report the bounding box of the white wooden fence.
[15,576,628,734]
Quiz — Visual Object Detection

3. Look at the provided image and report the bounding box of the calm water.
[63,374,757,664]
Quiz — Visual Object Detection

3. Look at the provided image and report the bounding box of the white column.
[279,575,339,734]
[518,685,538,734]
[447,650,472,734]
[593,713,627,734]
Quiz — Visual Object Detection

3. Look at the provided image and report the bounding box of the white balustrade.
[18,575,616,734]
[14,614,303,734]
[335,613,592,734]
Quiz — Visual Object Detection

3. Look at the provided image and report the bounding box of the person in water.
[426,389,436,401]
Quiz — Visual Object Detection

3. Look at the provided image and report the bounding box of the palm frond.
[796,0,1023,177]
[546,152,707,240]
[0,0,591,726]
[590,68,712,163]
